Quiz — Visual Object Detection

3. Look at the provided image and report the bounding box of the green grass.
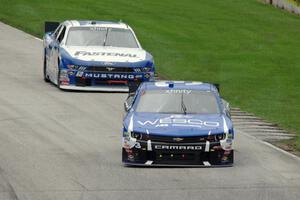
[0,0,300,150]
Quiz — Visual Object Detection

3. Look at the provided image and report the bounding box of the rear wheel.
[43,52,50,82]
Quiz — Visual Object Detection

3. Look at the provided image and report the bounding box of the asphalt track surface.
[0,22,299,200]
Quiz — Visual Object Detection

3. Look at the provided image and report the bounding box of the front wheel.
[56,67,61,89]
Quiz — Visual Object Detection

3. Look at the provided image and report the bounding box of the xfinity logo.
[75,51,137,58]
[165,90,192,94]
[137,118,220,128]
[84,73,143,80]
[155,145,202,151]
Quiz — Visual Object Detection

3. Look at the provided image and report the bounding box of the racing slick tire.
[43,52,50,82]
[56,67,61,89]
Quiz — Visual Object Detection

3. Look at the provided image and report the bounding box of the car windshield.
[136,89,220,114]
[66,27,139,48]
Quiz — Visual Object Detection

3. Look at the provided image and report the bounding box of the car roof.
[140,81,219,92]
[63,20,129,29]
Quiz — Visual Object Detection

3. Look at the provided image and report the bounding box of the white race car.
[43,20,155,91]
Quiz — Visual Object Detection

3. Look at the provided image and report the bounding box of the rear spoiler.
[45,21,60,33]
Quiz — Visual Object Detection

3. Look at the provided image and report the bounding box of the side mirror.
[124,94,135,112]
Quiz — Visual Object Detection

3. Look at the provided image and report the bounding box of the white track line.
[0,22,43,42]
[240,130,300,161]
[34,37,42,42]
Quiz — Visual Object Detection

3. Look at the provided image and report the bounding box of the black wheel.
[43,52,50,82]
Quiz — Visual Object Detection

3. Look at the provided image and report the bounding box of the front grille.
[85,66,134,73]
[156,152,196,161]
[94,80,128,86]
[132,132,226,143]
[75,77,91,86]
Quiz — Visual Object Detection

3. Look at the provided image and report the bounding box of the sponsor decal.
[123,137,141,149]
[68,71,74,76]
[137,117,220,128]
[133,68,141,72]
[134,142,141,149]
[165,89,192,94]
[84,73,143,80]
[123,131,129,137]
[90,27,106,31]
[220,138,233,150]
[76,71,84,77]
[144,73,151,79]
[74,51,137,58]
[154,145,202,151]
[78,66,86,71]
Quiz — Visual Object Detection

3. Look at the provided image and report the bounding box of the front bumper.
[59,70,154,92]
[122,137,234,167]
[60,84,129,92]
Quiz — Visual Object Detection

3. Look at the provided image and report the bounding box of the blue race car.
[122,81,234,166]
[43,20,155,91]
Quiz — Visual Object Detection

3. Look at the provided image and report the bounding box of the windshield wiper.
[181,93,187,115]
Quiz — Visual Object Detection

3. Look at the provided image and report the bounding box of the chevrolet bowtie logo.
[173,137,184,142]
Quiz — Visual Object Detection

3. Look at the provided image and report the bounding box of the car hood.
[62,46,147,63]
[124,112,232,137]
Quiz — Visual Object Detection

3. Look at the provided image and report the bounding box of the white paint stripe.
[33,36,43,41]
[203,161,211,166]
[145,160,153,165]
[205,141,210,152]
[128,115,133,133]
[223,116,229,134]
[147,140,152,151]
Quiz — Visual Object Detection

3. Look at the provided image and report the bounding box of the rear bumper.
[122,138,234,167]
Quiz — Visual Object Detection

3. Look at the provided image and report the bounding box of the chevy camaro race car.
[122,81,234,166]
[43,20,155,91]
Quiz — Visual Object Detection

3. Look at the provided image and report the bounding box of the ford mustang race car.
[122,81,234,166]
[43,20,155,91]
